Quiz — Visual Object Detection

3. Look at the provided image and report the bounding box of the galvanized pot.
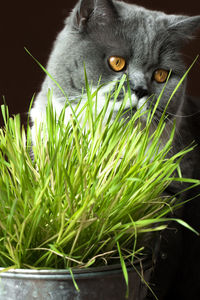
[0,261,152,300]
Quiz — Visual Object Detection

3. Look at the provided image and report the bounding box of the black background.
[1,0,200,127]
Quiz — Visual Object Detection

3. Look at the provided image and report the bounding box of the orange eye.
[108,56,126,72]
[154,69,169,83]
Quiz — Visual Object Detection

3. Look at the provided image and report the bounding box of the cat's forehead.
[120,15,167,61]
[118,8,167,45]
[91,3,168,49]
[115,1,166,27]
[92,9,168,64]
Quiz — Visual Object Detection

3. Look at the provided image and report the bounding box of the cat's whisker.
[157,104,200,118]
[55,95,84,102]
[181,53,200,66]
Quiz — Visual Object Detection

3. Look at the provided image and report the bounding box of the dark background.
[1,0,200,127]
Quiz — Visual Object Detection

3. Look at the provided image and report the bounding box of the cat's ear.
[72,0,117,31]
[167,15,200,43]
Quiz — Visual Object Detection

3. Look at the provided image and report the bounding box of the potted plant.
[0,74,198,300]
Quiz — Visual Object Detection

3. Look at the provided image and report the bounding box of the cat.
[31,0,200,144]
[31,0,200,299]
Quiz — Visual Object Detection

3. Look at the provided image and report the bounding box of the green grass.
[0,72,199,272]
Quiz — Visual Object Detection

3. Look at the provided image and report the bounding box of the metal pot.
[0,261,152,300]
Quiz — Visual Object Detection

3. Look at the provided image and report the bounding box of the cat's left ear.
[167,15,200,43]
[71,0,118,32]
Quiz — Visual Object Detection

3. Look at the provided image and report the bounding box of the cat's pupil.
[116,59,120,65]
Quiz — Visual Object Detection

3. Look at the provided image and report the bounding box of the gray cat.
[31,0,200,146]
[31,0,200,299]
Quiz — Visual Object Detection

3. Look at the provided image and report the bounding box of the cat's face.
[43,0,200,123]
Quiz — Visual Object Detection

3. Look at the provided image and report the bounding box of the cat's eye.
[108,56,126,72]
[153,69,169,83]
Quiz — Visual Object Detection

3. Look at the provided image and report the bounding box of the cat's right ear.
[167,15,200,44]
[71,0,118,32]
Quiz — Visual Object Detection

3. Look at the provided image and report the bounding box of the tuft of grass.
[0,74,199,272]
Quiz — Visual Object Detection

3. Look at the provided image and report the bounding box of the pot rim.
[0,259,152,280]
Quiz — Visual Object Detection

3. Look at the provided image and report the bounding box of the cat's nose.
[134,86,148,99]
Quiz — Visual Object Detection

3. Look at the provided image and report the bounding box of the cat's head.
[46,0,200,122]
